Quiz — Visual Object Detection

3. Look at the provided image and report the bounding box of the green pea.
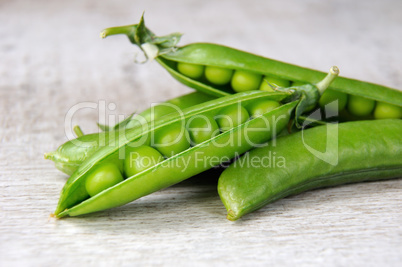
[154,123,191,157]
[177,62,204,79]
[205,66,233,85]
[318,89,348,112]
[85,163,124,197]
[124,145,164,178]
[373,102,402,119]
[347,95,376,116]
[259,76,290,91]
[187,115,220,145]
[231,70,262,92]
[215,104,250,132]
[248,100,280,117]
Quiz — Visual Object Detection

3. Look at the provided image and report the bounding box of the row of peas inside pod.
[84,96,282,198]
[176,62,402,120]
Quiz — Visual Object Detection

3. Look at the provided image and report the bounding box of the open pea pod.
[54,91,294,217]
[101,15,402,110]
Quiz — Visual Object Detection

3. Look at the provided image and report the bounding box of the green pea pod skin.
[45,92,216,175]
[119,91,216,129]
[44,132,110,175]
[101,17,402,106]
[54,91,297,217]
[218,119,402,221]
[165,91,216,109]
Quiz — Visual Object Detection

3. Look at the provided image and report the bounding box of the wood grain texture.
[1,0,401,266]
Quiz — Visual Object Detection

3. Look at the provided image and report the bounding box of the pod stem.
[315,66,340,94]
[44,152,55,160]
[100,14,182,61]
[100,24,137,39]
[73,125,84,137]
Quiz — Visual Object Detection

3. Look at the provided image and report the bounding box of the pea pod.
[54,91,291,217]
[218,119,402,221]
[45,92,216,175]
[101,15,402,109]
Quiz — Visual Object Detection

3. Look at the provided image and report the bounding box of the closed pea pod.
[218,119,402,221]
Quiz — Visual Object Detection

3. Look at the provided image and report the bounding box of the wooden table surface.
[1,0,401,266]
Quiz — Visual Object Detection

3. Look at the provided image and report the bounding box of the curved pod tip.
[44,152,55,160]
[226,210,239,221]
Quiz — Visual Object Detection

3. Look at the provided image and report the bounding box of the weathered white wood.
[1,0,401,266]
